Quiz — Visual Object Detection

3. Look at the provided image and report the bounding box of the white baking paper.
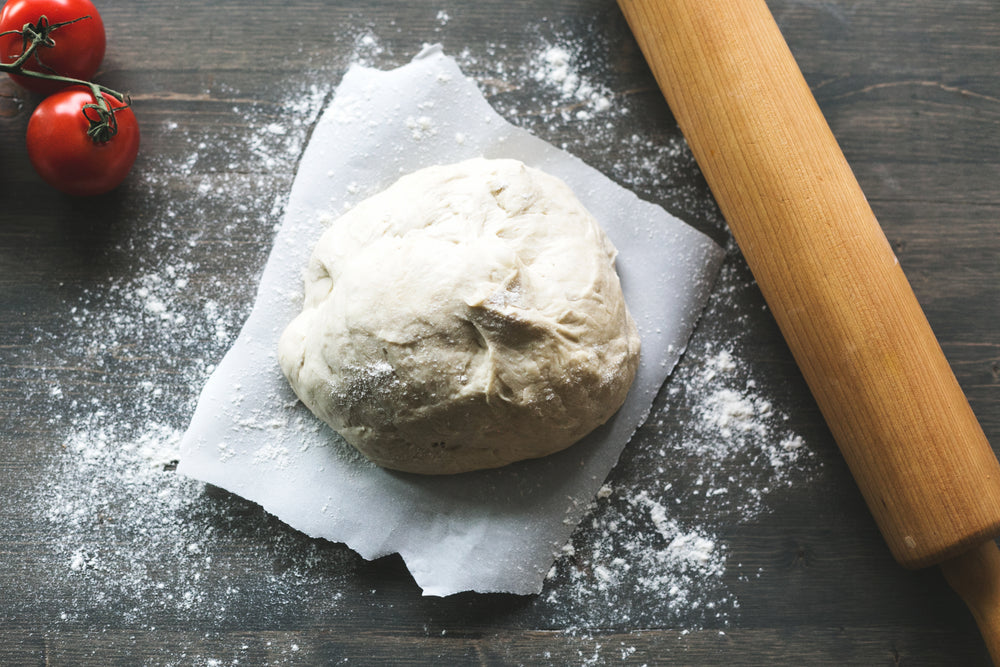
[177,45,724,596]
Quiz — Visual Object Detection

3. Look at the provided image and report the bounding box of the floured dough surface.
[278,158,640,474]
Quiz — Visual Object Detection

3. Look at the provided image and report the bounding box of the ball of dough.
[278,158,640,474]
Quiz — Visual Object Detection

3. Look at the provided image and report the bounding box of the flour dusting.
[540,258,815,628]
[6,23,819,664]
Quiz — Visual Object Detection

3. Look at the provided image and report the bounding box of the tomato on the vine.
[0,0,106,93]
[26,85,139,196]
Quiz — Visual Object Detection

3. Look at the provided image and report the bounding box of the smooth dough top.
[278,158,640,474]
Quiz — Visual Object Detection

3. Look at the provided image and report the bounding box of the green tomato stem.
[0,14,130,142]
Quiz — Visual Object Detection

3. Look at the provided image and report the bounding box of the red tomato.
[26,85,139,196]
[0,0,106,93]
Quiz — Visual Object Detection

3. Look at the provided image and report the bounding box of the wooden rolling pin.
[617,0,1000,659]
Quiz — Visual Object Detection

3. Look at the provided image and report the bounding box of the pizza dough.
[278,158,640,474]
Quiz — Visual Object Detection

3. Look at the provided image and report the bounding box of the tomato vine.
[0,12,127,141]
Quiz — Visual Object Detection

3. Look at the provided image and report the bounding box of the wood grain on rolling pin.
[618,0,1000,569]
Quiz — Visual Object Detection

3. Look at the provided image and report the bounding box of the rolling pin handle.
[941,540,1000,664]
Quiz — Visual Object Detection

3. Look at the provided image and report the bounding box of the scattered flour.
[532,45,613,119]
[541,280,815,627]
[5,22,819,663]
[8,78,356,645]
[405,114,437,140]
[457,35,622,126]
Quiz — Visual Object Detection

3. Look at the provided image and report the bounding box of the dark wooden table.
[2,0,998,664]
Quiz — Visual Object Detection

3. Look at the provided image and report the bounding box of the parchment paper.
[177,45,724,596]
